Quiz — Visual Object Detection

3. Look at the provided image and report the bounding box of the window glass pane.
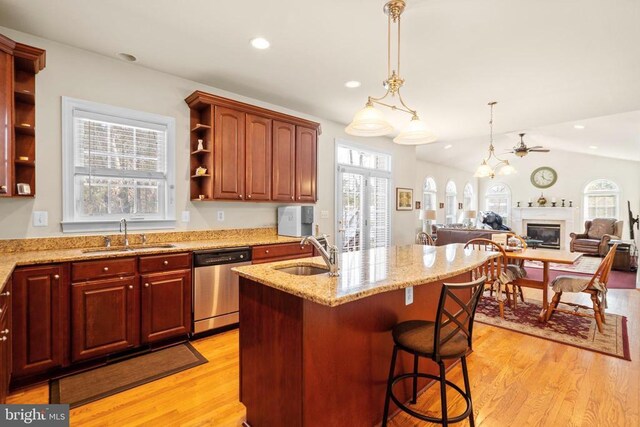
[583,179,619,220]
[137,180,160,214]
[337,146,390,171]
[80,176,109,216]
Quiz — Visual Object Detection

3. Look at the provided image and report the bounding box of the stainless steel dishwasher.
[193,247,251,334]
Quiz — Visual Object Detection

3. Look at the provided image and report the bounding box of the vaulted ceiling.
[1,0,639,168]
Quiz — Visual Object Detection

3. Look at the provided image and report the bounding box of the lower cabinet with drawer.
[0,280,12,403]
[252,242,314,264]
[140,269,191,343]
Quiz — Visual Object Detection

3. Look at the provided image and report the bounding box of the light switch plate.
[405,287,414,305]
[217,211,225,222]
[33,211,48,227]
[320,210,329,219]
[181,210,190,223]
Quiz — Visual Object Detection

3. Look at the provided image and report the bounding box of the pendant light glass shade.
[345,104,393,136]
[498,162,516,175]
[474,161,493,178]
[393,116,437,145]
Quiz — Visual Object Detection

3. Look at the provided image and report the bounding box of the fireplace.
[527,223,561,249]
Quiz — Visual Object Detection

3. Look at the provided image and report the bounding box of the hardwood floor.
[7,288,640,426]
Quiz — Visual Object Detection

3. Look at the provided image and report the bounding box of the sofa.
[433,227,508,246]
[569,218,623,256]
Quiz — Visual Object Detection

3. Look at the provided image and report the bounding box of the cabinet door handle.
[1,329,8,335]
[163,260,169,266]
[290,196,294,200]
[247,194,252,199]
[265,250,269,254]
[144,283,150,288]
[53,275,60,280]
[103,267,109,272]
[0,336,6,342]
[0,291,10,296]
[128,285,134,289]
[239,194,243,199]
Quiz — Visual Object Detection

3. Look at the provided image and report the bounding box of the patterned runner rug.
[475,297,630,360]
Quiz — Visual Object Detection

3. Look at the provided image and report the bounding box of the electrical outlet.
[217,211,225,222]
[33,211,48,227]
[405,287,414,305]
[181,210,190,223]
[320,210,329,219]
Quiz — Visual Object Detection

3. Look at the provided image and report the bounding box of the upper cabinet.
[185,91,320,203]
[0,33,45,198]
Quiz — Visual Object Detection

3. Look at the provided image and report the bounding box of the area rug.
[475,297,630,360]
[50,343,208,408]
[524,255,602,274]
[523,267,637,290]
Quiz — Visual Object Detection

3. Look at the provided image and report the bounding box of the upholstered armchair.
[570,218,623,256]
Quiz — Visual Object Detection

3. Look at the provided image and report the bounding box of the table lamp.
[464,210,477,228]
[419,209,437,232]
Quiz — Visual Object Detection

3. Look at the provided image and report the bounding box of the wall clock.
[530,166,557,189]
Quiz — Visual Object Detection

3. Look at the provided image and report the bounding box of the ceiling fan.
[508,133,550,157]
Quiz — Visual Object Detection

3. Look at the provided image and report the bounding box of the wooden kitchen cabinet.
[272,120,296,202]
[213,106,246,200]
[70,276,140,362]
[252,242,314,264]
[0,33,45,198]
[140,269,192,343]
[245,114,272,201]
[0,280,11,403]
[295,126,317,202]
[12,265,63,378]
[186,91,319,203]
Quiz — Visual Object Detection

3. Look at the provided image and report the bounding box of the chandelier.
[474,101,516,178]
[345,0,436,145]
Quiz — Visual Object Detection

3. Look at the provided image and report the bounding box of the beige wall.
[0,27,421,245]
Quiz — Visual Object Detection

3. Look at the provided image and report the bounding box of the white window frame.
[583,178,620,221]
[423,176,437,212]
[445,180,457,225]
[335,139,393,251]
[484,183,511,224]
[61,97,176,233]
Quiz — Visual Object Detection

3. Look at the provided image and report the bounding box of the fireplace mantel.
[511,207,580,250]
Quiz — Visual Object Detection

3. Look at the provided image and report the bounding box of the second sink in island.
[233,243,498,426]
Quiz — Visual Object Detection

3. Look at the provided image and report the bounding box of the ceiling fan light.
[393,116,437,145]
[345,104,393,136]
[515,151,527,157]
[474,162,493,178]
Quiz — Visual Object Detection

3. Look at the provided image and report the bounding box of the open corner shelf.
[14,159,35,167]
[14,124,35,135]
[190,149,211,155]
[190,174,211,179]
[14,90,35,104]
[190,124,211,132]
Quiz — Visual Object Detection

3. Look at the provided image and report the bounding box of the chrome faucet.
[301,235,340,277]
[119,218,129,247]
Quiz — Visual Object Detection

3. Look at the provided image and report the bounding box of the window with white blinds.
[62,97,176,232]
[337,143,391,252]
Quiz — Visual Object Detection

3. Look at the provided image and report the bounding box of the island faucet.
[301,235,340,277]
[119,218,129,248]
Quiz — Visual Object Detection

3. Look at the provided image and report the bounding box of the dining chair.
[544,244,618,333]
[504,233,528,304]
[463,238,513,318]
[416,231,435,246]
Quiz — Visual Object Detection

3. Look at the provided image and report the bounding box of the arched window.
[423,177,437,211]
[445,180,457,225]
[583,179,620,221]
[485,183,511,223]
[463,183,474,210]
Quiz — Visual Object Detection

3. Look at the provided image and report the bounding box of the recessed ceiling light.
[344,80,361,88]
[443,144,453,149]
[589,145,598,149]
[574,124,585,129]
[117,53,137,62]
[250,37,270,50]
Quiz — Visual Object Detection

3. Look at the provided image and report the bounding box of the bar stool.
[382,277,485,426]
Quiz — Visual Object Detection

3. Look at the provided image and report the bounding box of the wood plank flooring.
[7,288,640,426]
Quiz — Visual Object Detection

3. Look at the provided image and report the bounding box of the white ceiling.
[1,0,639,166]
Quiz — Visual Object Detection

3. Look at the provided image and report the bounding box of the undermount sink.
[82,243,176,254]
[275,265,329,276]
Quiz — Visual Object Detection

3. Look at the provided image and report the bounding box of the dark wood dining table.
[506,248,583,321]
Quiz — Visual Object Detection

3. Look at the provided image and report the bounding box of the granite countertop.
[233,243,499,307]
[0,231,307,291]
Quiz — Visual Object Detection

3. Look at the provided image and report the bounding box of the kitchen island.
[233,243,498,427]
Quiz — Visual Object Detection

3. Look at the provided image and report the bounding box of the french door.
[337,166,390,252]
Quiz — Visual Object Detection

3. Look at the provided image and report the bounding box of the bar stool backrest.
[433,277,486,361]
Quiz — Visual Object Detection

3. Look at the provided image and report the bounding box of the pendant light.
[474,102,516,178]
[345,0,436,145]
